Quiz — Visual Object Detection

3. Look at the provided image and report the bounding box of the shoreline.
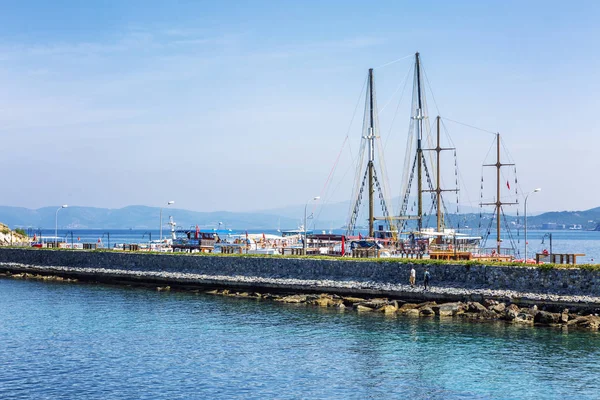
[2,261,600,305]
[2,262,599,331]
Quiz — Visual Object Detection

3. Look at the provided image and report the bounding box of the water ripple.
[1,278,599,399]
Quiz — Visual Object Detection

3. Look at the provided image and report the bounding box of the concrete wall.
[0,248,598,296]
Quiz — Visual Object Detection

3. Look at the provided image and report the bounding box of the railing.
[536,253,585,265]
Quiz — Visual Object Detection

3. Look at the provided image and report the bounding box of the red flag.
[341,236,345,256]
[195,225,199,239]
[358,233,363,240]
[33,234,37,241]
[506,181,511,190]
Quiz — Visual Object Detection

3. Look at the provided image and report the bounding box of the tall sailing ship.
[344,52,520,260]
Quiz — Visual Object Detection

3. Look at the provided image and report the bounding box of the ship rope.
[345,84,370,231]
[346,168,369,236]
[345,69,395,237]
[372,168,392,233]
[383,64,413,153]
[478,134,520,256]
[314,76,367,228]
[373,54,414,69]
[501,207,520,257]
[397,67,418,217]
[441,117,488,222]
[480,210,495,250]
[372,78,394,231]
[397,153,417,233]
[421,157,437,227]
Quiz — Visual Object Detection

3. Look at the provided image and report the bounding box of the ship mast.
[481,133,517,253]
[396,52,437,234]
[346,68,392,238]
[423,116,458,232]
[435,117,442,231]
[368,68,375,237]
[415,52,424,231]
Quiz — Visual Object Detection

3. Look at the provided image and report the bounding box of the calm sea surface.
[1,278,599,399]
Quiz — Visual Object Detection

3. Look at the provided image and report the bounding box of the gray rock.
[360,299,391,309]
[277,294,309,303]
[504,304,520,320]
[490,303,506,313]
[377,304,399,314]
[560,309,569,323]
[398,303,419,312]
[467,302,487,313]
[405,308,420,317]
[419,307,435,316]
[534,311,561,325]
[484,299,499,307]
[342,297,366,306]
[515,312,534,324]
[567,315,600,330]
[310,297,341,307]
[506,304,520,312]
[460,309,499,320]
[433,302,465,317]
[356,304,375,312]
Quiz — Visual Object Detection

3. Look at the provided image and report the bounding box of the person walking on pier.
[409,266,416,288]
[423,268,431,291]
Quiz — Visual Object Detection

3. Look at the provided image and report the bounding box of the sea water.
[1,278,599,399]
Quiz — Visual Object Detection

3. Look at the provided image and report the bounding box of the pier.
[0,248,599,309]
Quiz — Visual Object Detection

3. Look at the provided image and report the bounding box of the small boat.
[214,233,285,255]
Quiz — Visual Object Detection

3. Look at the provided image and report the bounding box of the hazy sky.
[0,1,598,215]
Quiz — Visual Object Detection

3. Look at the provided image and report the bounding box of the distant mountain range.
[0,204,599,231]
[0,205,299,230]
[527,207,600,229]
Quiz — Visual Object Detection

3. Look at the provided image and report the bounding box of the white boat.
[213,233,286,255]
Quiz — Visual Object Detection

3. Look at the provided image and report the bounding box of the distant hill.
[1,204,599,231]
[526,207,600,229]
[0,206,299,230]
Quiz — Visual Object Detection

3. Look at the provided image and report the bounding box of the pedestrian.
[423,268,431,291]
[409,266,416,287]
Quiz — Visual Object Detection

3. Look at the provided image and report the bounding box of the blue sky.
[0,1,598,215]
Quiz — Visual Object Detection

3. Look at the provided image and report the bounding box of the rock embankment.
[204,289,600,331]
[1,270,78,283]
[2,265,599,331]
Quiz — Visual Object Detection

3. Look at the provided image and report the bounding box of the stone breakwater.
[2,270,599,331]
[208,290,600,331]
[0,248,599,309]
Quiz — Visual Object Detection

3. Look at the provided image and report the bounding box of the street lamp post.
[524,188,541,262]
[542,233,553,256]
[160,201,175,241]
[143,232,152,250]
[303,196,320,255]
[67,231,74,249]
[55,204,68,247]
[102,232,110,249]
